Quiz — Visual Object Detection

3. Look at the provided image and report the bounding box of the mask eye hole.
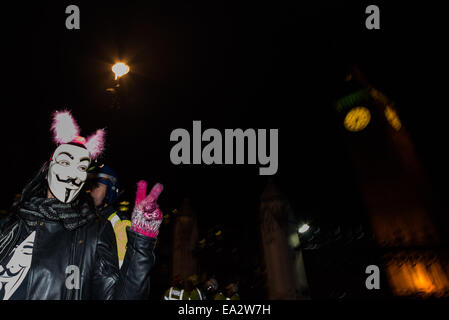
[58,160,70,167]
[78,165,88,172]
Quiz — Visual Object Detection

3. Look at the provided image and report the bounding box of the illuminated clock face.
[384,105,402,131]
[344,106,371,132]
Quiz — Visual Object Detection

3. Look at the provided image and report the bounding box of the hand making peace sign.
[130,180,164,238]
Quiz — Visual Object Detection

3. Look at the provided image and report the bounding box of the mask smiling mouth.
[56,175,82,188]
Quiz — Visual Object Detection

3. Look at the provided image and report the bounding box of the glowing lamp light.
[344,106,371,132]
[298,224,310,234]
[112,62,130,80]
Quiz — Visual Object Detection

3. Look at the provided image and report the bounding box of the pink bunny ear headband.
[50,110,106,159]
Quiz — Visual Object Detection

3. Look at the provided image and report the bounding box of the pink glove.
[130,180,164,238]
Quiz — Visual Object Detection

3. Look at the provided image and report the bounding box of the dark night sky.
[1,1,448,251]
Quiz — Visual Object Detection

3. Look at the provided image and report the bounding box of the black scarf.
[17,196,97,231]
[0,197,97,263]
[1,162,98,262]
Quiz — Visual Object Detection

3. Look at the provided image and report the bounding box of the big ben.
[335,66,449,297]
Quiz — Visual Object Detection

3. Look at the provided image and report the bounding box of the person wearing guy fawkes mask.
[88,164,132,268]
[0,110,164,300]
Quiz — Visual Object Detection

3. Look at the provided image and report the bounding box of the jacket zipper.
[66,229,78,300]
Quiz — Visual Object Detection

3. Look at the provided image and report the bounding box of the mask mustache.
[56,175,82,187]
[0,265,24,278]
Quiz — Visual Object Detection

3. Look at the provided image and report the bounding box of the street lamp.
[106,62,130,109]
[112,62,130,80]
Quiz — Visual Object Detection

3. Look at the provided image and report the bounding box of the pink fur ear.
[85,129,106,159]
[51,110,80,144]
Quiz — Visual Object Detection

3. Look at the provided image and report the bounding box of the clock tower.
[335,66,449,297]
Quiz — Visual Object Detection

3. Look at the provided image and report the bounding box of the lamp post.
[106,62,130,109]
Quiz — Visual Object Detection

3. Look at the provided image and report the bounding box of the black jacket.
[0,210,156,300]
